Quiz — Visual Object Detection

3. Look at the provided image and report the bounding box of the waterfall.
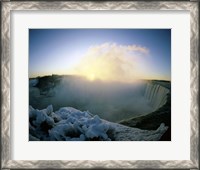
[144,83,170,111]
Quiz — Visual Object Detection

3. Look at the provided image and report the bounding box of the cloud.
[117,44,149,54]
[70,43,149,82]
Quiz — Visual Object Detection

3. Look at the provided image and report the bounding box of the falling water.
[144,83,170,111]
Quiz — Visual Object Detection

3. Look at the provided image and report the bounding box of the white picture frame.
[1,1,199,169]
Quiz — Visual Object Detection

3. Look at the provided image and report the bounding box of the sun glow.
[71,43,144,83]
[87,73,96,81]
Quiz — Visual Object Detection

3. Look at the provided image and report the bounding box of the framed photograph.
[1,0,199,169]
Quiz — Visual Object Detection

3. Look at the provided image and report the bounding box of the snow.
[110,122,168,141]
[29,105,168,141]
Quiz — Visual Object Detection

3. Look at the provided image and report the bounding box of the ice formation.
[29,105,168,141]
[144,83,170,111]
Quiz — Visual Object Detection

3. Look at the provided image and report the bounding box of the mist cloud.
[70,43,149,82]
[30,77,153,122]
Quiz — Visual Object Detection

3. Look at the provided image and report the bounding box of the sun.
[87,73,96,81]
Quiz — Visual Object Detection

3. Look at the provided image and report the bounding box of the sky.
[29,29,171,81]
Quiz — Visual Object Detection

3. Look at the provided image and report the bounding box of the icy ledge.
[29,105,168,141]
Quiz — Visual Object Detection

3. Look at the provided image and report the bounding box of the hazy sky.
[29,29,171,81]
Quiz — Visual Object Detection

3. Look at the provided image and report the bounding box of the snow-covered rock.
[29,105,168,141]
[110,122,168,141]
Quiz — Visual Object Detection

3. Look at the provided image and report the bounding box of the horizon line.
[29,73,171,82]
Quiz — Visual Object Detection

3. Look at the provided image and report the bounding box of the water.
[29,77,169,122]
